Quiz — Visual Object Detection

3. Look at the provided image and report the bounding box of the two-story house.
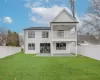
[24,9,78,56]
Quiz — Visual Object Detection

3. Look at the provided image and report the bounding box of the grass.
[0,52,100,80]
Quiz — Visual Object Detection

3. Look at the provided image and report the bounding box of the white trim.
[76,25,78,56]
[51,9,78,22]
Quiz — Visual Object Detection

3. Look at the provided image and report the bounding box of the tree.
[6,30,12,46]
[0,27,8,46]
[79,0,100,36]
[6,30,20,46]
[69,0,75,18]
[19,33,24,48]
[14,32,20,46]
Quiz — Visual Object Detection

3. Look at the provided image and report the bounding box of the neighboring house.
[77,35,100,45]
[24,9,78,56]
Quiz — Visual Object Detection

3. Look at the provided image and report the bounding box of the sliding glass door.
[40,43,50,53]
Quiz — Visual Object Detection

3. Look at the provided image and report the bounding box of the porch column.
[75,25,77,56]
[51,23,53,56]
[51,42,53,56]
[76,41,77,56]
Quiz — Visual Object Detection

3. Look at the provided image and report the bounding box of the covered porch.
[51,41,77,56]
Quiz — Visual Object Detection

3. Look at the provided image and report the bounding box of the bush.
[21,48,24,52]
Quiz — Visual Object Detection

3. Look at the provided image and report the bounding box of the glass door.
[40,43,50,53]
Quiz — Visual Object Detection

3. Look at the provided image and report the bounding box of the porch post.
[51,23,53,56]
[75,25,77,56]
[76,41,77,56]
[51,42,53,56]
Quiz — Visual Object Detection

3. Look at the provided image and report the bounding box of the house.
[24,9,78,56]
[77,35,100,45]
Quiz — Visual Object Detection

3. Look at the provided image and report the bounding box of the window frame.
[56,43,66,50]
[28,31,35,38]
[42,31,49,38]
[28,43,35,50]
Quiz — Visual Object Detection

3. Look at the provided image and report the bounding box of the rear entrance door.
[40,43,50,53]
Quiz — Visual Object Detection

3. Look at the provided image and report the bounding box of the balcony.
[51,31,77,41]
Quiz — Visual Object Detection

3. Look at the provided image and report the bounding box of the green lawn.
[0,52,100,80]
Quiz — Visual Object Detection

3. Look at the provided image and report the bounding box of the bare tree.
[69,0,75,18]
[83,0,100,35]
[89,0,100,18]
[79,0,100,37]
[0,27,8,46]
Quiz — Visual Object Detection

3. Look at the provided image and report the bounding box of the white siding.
[24,30,51,54]
[24,29,77,54]
[53,11,75,22]
[52,9,77,22]
[24,9,78,55]
[51,42,76,54]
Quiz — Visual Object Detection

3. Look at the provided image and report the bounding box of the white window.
[57,30,64,37]
[42,31,49,38]
[28,43,35,50]
[28,31,35,38]
[56,43,66,50]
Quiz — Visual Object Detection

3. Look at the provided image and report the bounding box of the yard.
[0,52,100,80]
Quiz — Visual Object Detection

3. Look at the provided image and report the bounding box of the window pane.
[28,43,35,50]
[56,43,59,50]
[56,43,66,50]
[28,31,35,38]
[42,31,48,38]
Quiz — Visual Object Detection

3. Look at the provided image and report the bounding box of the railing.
[52,31,77,39]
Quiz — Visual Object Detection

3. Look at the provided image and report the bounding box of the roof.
[77,35,99,44]
[24,27,51,30]
[51,9,78,23]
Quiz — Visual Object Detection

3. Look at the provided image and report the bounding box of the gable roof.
[51,9,78,23]
[24,27,51,30]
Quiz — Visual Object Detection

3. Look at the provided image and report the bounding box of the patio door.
[40,43,50,53]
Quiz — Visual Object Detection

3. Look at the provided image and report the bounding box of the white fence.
[0,46,21,58]
[0,45,100,60]
[77,45,100,60]
[70,45,100,60]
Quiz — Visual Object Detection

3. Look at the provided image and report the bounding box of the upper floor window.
[57,30,64,37]
[28,43,35,50]
[42,31,49,38]
[28,31,35,38]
